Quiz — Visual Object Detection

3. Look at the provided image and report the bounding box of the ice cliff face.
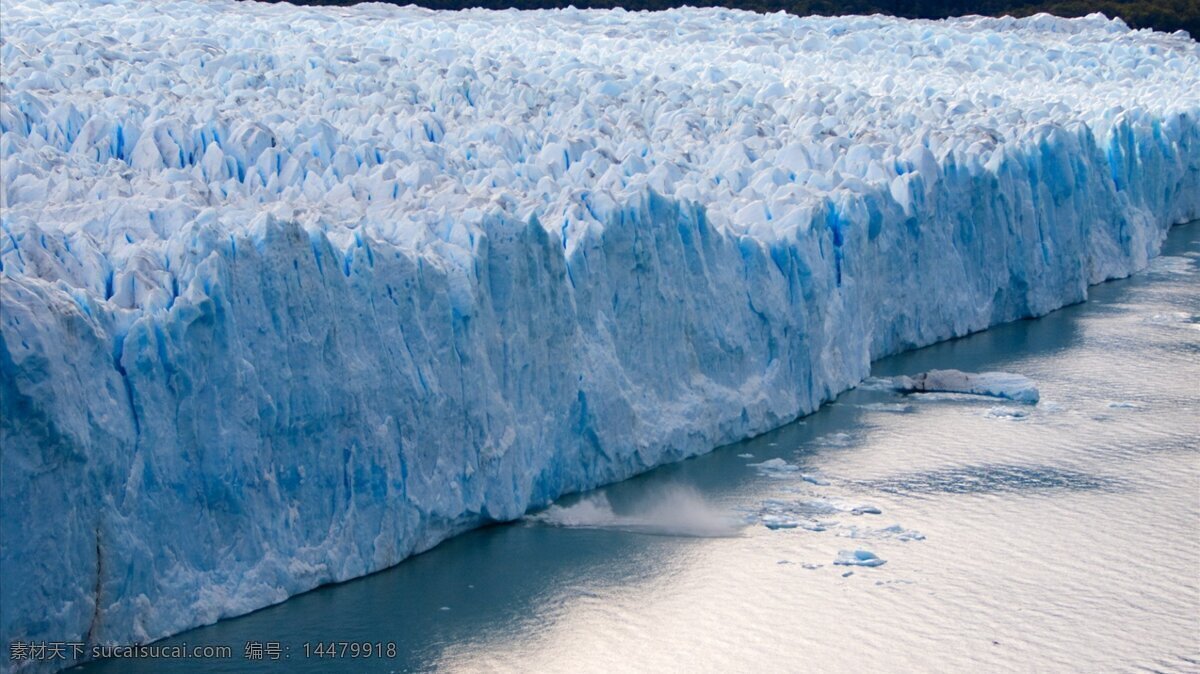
[1,0,1197,665]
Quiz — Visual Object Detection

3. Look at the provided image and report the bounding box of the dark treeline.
[254,0,1199,37]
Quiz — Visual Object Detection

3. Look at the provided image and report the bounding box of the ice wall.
[1,0,1197,668]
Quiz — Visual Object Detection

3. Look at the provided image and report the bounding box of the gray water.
[79,223,1200,673]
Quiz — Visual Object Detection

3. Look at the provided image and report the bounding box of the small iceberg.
[892,369,1039,404]
[858,402,915,414]
[815,432,854,447]
[762,515,800,530]
[834,549,887,567]
[850,505,882,515]
[985,406,1029,420]
[748,458,800,474]
[856,377,897,391]
[1106,401,1142,409]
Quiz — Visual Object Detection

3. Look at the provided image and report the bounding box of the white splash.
[527,485,744,538]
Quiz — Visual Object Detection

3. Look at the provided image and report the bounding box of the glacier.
[1,0,1198,667]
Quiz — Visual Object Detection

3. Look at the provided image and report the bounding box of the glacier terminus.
[0,0,1198,668]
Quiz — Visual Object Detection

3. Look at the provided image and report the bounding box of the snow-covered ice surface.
[1,0,1199,662]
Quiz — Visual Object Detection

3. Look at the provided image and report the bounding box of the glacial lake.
[78,222,1199,673]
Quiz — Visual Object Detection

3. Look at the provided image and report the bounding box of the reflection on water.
[77,223,1200,673]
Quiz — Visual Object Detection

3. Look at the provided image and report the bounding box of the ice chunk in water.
[893,370,1040,404]
[834,550,888,567]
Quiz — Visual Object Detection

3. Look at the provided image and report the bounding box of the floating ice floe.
[762,515,800,530]
[749,458,802,476]
[839,524,926,542]
[760,497,841,516]
[856,377,898,392]
[1106,401,1143,409]
[985,406,1030,420]
[834,549,888,567]
[893,370,1040,404]
[857,402,916,414]
[1145,312,1200,330]
[815,432,855,447]
[753,497,841,532]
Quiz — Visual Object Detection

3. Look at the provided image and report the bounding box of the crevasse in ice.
[1,0,1197,663]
